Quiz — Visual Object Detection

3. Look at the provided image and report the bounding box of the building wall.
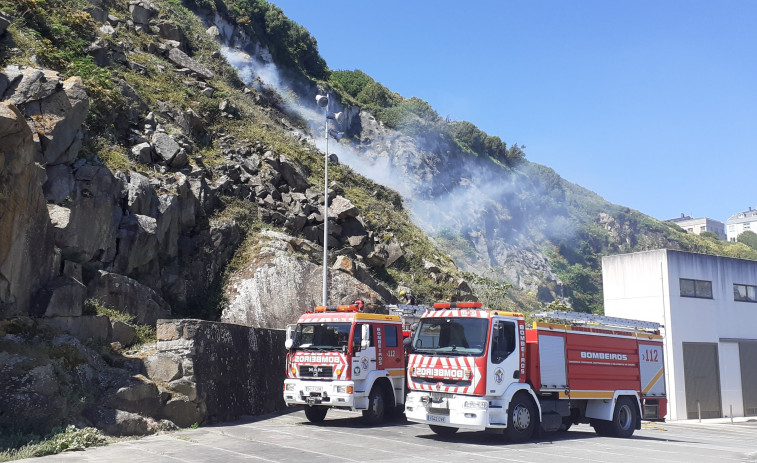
[727,220,757,242]
[603,250,757,420]
[669,218,725,240]
[726,209,757,242]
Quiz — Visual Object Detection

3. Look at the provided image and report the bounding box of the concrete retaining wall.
[156,319,286,425]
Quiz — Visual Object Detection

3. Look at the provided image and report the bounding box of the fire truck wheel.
[304,405,328,423]
[505,392,537,443]
[362,385,387,425]
[429,425,458,437]
[608,397,637,438]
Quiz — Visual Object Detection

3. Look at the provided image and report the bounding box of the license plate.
[426,414,447,423]
[305,386,323,392]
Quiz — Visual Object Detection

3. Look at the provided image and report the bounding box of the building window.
[745,223,751,230]
[729,225,736,232]
[680,278,713,299]
[700,226,707,232]
[687,228,694,233]
[734,284,757,302]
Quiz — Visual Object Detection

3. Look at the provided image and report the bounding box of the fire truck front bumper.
[405,391,491,431]
[283,379,357,409]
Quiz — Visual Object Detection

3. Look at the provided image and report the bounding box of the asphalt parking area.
[25,409,757,462]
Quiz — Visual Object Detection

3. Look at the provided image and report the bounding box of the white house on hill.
[726,207,757,242]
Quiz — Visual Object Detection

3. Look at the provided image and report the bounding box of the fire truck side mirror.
[285,324,296,350]
[360,324,371,350]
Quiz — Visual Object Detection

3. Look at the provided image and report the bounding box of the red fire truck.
[283,303,426,423]
[404,302,666,441]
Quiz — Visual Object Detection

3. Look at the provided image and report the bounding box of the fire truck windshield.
[411,317,489,356]
[292,323,352,350]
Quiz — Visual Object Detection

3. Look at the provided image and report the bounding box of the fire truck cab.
[283,304,409,423]
[404,302,666,442]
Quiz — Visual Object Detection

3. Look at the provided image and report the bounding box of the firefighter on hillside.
[399,290,416,305]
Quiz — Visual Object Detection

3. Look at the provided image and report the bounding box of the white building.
[602,249,757,421]
[726,207,757,242]
[665,214,726,240]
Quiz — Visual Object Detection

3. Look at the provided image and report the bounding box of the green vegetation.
[329,70,524,165]
[546,207,757,314]
[182,0,328,79]
[737,230,757,250]
[0,426,106,462]
[0,0,120,128]
[83,299,156,345]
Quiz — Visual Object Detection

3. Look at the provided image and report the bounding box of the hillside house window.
[729,225,736,232]
[680,278,713,299]
[734,284,757,302]
[700,226,707,232]
[745,223,751,230]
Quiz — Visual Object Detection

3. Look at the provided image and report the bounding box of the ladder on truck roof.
[533,310,662,333]
[386,304,428,332]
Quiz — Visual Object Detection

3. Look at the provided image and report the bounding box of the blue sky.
[271,0,756,223]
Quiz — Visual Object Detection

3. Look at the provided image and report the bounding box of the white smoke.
[218,37,576,278]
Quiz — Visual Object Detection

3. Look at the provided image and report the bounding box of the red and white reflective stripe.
[290,352,349,380]
[407,355,480,395]
[297,315,355,323]
[420,309,490,319]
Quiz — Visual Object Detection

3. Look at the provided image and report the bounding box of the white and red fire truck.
[404,302,666,441]
[283,303,427,423]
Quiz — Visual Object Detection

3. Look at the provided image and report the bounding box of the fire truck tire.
[304,406,328,423]
[504,392,537,443]
[608,397,637,438]
[362,385,388,424]
[429,425,458,437]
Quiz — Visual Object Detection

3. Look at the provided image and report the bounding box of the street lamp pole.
[316,94,330,307]
[315,95,344,307]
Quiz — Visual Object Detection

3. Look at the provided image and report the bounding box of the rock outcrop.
[0,102,56,317]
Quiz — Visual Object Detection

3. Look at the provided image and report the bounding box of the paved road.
[25,409,757,462]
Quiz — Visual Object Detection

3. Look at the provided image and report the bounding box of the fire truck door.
[375,323,403,370]
[379,324,403,369]
[351,323,375,381]
[487,319,520,396]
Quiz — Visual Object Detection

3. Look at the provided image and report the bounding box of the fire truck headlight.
[463,400,489,409]
[285,383,295,391]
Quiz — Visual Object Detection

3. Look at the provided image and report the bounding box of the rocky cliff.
[0,0,476,438]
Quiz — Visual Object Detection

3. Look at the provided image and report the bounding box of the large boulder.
[126,171,159,217]
[278,155,309,192]
[33,276,87,317]
[166,48,213,80]
[87,270,170,325]
[151,131,188,168]
[113,213,159,275]
[0,102,56,317]
[143,353,182,383]
[109,375,161,416]
[6,68,90,165]
[221,230,390,328]
[83,408,158,436]
[128,0,158,25]
[50,164,123,263]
